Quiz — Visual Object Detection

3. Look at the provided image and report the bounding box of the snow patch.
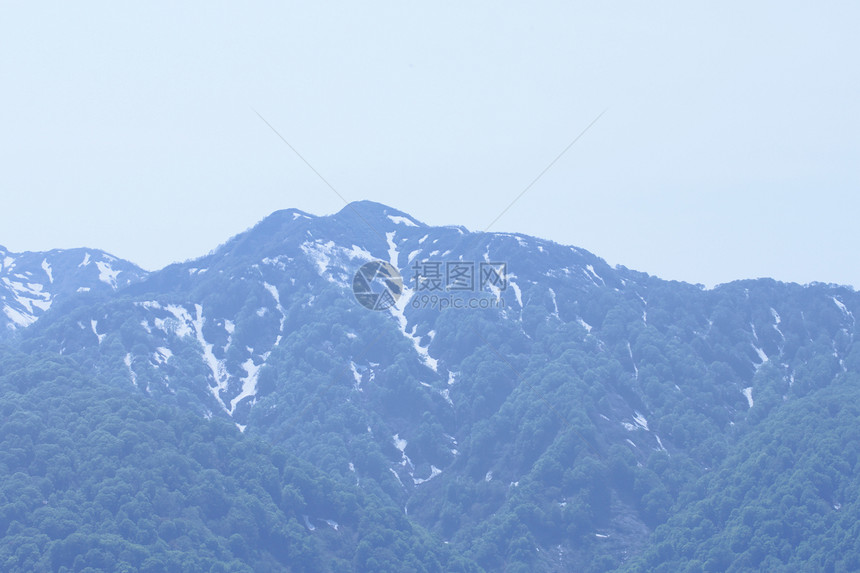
[301,240,336,276]
[263,282,287,346]
[548,288,560,318]
[632,411,649,431]
[154,347,173,364]
[771,308,784,339]
[124,353,137,387]
[771,307,782,324]
[509,279,523,308]
[386,232,400,268]
[628,342,638,378]
[230,356,264,413]
[3,305,36,327]
[752,344,768,365]
[389,468,405,488]
[302,241,373,286]
[414,466,442,485]
[350,361,363,391]
[384,238,439,372]
[192,304,229,412]
[742,387,754,408]
[303,515,316,531]
[261,255,292,271]
[91,320,106,344]
[344,244,374,261]
[164,304,194,338]
[585,264,604,285]
[388,215,418,227]
[832,296,850,316]
[440,388,453,406]
[95,261,120,288]
[2,278,52,318]
[41,259,53,283]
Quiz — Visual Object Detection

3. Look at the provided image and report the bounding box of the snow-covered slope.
[0,244,147,335]
[27,203,618,420]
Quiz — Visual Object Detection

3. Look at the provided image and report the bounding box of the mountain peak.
[0,246,148,333]
[265,207,316,222]
[335,201,425,229]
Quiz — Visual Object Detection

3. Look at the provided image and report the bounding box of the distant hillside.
[0,244,147,335]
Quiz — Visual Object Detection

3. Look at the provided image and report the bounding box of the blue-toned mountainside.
[2,201,859,572]
[0,245,147,334]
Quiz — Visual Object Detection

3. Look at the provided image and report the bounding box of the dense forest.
[0,347,478,572]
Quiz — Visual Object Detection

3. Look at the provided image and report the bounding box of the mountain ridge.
[1,203,859,571]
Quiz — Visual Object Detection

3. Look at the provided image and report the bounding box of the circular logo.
[352,261,403,311]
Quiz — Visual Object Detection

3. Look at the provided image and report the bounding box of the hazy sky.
[2,2,858,287]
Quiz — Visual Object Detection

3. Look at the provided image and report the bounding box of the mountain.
[2,201,859,572]
[0,245,147,334]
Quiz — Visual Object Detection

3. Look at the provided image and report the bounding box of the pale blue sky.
[2,2,858,287]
